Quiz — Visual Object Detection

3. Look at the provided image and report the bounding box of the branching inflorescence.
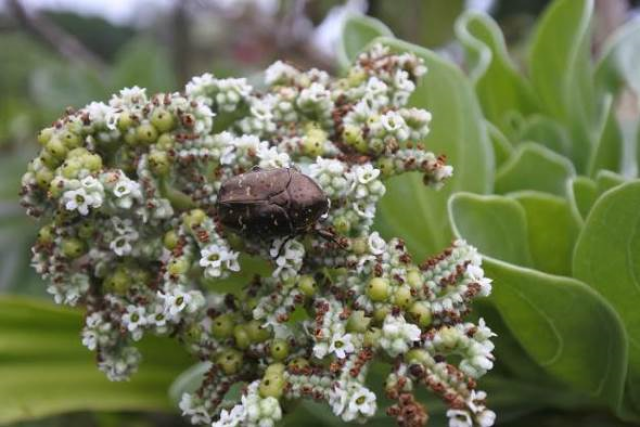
[22,44,496,427]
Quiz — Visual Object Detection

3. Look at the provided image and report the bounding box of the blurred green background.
[1,0,638,426]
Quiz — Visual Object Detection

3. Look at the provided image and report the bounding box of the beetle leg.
[315,227,349,249]
[272,234,294,259]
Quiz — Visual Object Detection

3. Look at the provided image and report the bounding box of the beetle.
[216,167,329,240]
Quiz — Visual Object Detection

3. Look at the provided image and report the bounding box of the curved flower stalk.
[21,44,494,427]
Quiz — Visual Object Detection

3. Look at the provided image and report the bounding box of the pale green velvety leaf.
[510,191,580,276]
[486,120,513,168]
[529,0,596,172]
[372,37,494,260]
[338,15,393,68]
[111,38,177,94]
[567,176,597,224]
[595,20,640,96]
[596,170,626,196]
[448,193,532,266]
[495,143,575,197]
[588,95,623,176]
[0,297,192,424]
[574,181,640,411]
[516,115,571,158]
[482,259,627,411]
[455,11,539,136]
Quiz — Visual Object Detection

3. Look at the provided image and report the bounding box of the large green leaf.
[448,193,532,266]
[574,181,640,410]
[338,15,393,67]
[588,95,623,177]
[495,143,575,197]
[455,11,539,136]
[595,20,640,96]
[110,38,177,94]
[486,121,513,168]
[0,297,192,424]
[516,115,571,158]
[567,176,597,225]
[510,191,580,276]
[373,37,494,260]
[528,0,595,172]
[483,260,627,411]
[449,195,628,412]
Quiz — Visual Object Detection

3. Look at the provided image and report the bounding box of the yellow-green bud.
[367,277,389,302]
[117,112,135,131]
[45,137,67,159]
[347,310,371,333]
[270,339,290,361]
[407,268,423,289]
[163,230,179,250]
[302,128,326,157]
[408,302,432,327]
[157,133,174,150]
[37,224,54,244]
[35,168,54,188]
[167,258,190,275]
[297,275,317,297]
[259,370,285,399]
[233,325,251,350]
[216,349,243,375]
[151,108,176,133]
[136,123,159,144]
[377,157,395,177]
[104,268,130,295]
[62,238,85,258]
[246,320,270,343]
[37,127,55,145]
[60,130,81,149]
[212,314,235,339]
[183,209,207,231]
[394,286,412,308]
[149,150,171,176]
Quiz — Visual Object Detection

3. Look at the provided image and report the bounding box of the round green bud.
[347,68,367,86]
[216,349,243,375]
[37,127,55,145]
[61,238,85,258]
[370,139,385,155]
[367,277,389,302]
[123,129,138,145]
[40,151,63,169]
[211,314,235,339]
[78,222,95,239]
[351,237,368,255]
[270,339,290,361]
[302,128,326,157]
[297,275,317,297]
[185,323,203,343]
[408,302,432,327]
[333,216,350,235]
[183,209,207,231]
[363,328,381,347]
[149,150,171,176]
[407,268,424,289]
[117,112,135,131]
[259,371,285,399]
[233,325,251,350]
[67,147,89,158]
[35,168,54,188]
[60,130,81,149]
[394,286,412,309]
[163,230,179,250]
[343,125,367,152]
[37,224,54,245]
[156,133,174,150]
[167,258,190,276]
[151,108,176,133]
[246,320,270,343]
[405,349,429,365]
[266,363,286,377]
[61,158,82,179]
[84,154,103,171]
[136,123,159,144]
[104,268,131,295]
[347,310,371,333]
[373,306,390,323]
[45,137,68,159]
[288,357,309,370]
[49,176,65,198]
[376,157,395,177]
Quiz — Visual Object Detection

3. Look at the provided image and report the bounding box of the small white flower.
[63,188,93,215]
[110,236,132,256]
[477,409,496,427]
[447,409,473,427]
[179,393,212,425]
[81,329,98,350]
[213,404,246,427]
[354,163,381,185]
[265,60,299,85]
[270,239,305,279]
[122,305,147,333]
[329,333,355,359]
[200,243,240,278]
[159,286,192,318]
[113,178,139,198]
[257,142,291,168]
[312,342,330,360]
[368,232,387,255]
[345,386,377,421]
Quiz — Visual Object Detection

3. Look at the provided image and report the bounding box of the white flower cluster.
[22,44,495,427]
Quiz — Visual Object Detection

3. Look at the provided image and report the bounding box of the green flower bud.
[212,314,235,339]
[61,158,83,179]
[351,237,368,255]
[233,325,251,350]
[363,328,381,347]
[167,258,190,275]
[78,222,95,239]
[151,108,176,133]
[216,349,243,375]
[405,349,430,365]
[60,130,81,149]
[367,277,389,302]
[163,230,179,250]
[183,209,207,231]
[67,147,89,158]
[406,268,423,289]
[40,151,63,169]
[62,237,85,258]
[394,286,412,308]
[156,133,174,150]
[297,275,317,297]
[302,128,326,157]
[149,150,171,176]
[45,137,68,159]
[373,306,390,323]
[270,339,290,361]
[259,371,285,399]
[265,362,286,377]
[376,157,395,177]
[288,357,309,370]
[333,216,350,235]
[104,268,131,295]
[136,123,159,144]
[343,125,367,152]
[35,168,54,188]
[49,176,65,198]
[37,224,54,244]
[408,302,432,327]
[347,69,367,86]
[346,310,371,333]
[246,320,270,343]
[37,127,55,145]
[84,154,103,171]
[117,112,135,131]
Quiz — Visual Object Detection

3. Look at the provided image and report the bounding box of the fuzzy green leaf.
[338,15,393,67]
